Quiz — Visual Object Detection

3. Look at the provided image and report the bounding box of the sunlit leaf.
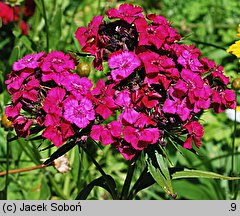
[172,169,240,180]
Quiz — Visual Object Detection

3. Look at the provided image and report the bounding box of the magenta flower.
[91,79,118,119]
[108,51,141,82]
[135,18,169,49]
[41,51,75,72]
[5,102,22,121]
[144,73,172,90]
[134,113,157,128]
[180,69,206,104]
[113,141,138,160]
[90,121,122,145]
[177,49,203,72]
[123,126,159,150]
[115,90,140,124]
[41,51,75,84]
[75,15,103,47]
[5,68,35,95]
[62,74,92,100]
[13,52,45,71]
[63,97,95,128]
[211,66,229,85]
[42,114,74,147]
[138,51,178,77]
[12,116,33,138]
[147,14,181,43]
[131,85,162,109]
[163,97,192,121]
[43,87,66,114]
[106,3,144,24]
[199,57,216,75]
[183,121,204,149]
[75,16,104,71]
[212,88,236,113]
[12,76,40,103]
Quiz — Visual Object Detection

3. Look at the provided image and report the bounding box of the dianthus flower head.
[106,3,144,24]
[108,51,141,83]
[43,87,66,115]
[62,74,92,100]
[13,52,45,71]
[91,79,118,119]
[12,76,40,103]
[75,15,104,47]
[115,90,140,125]
[42,114,74,147]
[41,51,75,84]
[5,68,35,95]
[12,116,34,138]
[183,121,204,149]
[5,4,237,160]
[63,97,95,129]
[90,121,122,145]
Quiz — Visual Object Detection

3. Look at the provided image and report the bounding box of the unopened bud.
[1,113,12,129]
[232,78,240,90]
[76,62,91,77]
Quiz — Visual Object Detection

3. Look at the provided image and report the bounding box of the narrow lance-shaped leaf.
[146,152,176,198]
[172,169,240,180]
[75,175,117,200]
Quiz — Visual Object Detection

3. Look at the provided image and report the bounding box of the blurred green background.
[0,0,240,200]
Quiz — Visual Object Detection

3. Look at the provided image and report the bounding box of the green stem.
[40,0,49,53]
[47,174,69,200]
[4,134,11,200]
[231,107,237,175]
[82,146,118,199]
[128,166,148,200]
[193,152,240,168]
[188,39,226,51]
[120,154,138,200]
[231,93,238,199]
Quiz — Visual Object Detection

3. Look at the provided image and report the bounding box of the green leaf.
[146,152,176,198]
[20,36,34,52]
[0,177,5,191]
[0,38,10,50]
[49,7,62,49]
[173,180,218,200]
[172,169,240,180]
[8,46,20,65]
[75,175,117,200]
[39,177,51,200]
[128,167,155,199]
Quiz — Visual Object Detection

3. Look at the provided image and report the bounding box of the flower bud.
[76,62,91,77]
[1,113,12,129]
[232,78,240,90]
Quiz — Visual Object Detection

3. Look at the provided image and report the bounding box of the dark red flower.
[183,121,204,149]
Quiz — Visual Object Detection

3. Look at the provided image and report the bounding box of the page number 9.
[230,203,236,211]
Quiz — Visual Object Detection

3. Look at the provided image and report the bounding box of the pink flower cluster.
[74,4,236,159]
[5,4,236,160]
[5,51,95,147]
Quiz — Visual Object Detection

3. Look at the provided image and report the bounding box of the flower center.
[52,58,63,64]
